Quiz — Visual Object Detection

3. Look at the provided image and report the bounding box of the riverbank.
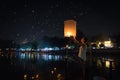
[90,48,120,53]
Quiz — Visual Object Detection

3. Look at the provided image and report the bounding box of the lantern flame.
[66,32,71,37]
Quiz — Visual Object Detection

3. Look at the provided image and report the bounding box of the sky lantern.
[64,20,76,38]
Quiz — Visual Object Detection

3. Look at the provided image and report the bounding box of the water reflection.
[91,53,120,80]
[15,52,65,80]
[17,52,63,61]
[0,50,120,80]
[94,56,119,70]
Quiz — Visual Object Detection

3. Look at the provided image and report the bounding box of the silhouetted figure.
[73,36,87,80]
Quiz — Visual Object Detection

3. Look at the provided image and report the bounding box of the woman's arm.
[74,38,79,44]
[72,37,80,45]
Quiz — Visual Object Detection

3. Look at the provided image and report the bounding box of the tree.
[31,40,39,50]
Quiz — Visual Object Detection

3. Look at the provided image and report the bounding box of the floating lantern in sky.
[64,20,76,38]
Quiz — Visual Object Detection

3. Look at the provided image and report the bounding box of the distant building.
[90,38,114,49]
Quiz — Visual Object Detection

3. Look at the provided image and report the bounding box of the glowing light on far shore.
[104,40,113,48]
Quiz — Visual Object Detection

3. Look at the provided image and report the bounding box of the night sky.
[0,0,120,44]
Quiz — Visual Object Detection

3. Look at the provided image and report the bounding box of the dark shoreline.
[90,48,120,53]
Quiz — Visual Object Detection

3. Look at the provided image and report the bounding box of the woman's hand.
[69,36,80,45]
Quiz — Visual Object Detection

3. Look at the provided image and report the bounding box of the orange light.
[64,20,76,38]
[105,60,110,68]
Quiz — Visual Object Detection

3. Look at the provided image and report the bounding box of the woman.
[78,37,87,63]
[73,36,87,63]
[73,36,87,80]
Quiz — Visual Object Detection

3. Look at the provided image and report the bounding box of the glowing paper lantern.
[64,20,76,38]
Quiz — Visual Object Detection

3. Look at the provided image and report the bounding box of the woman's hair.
[81,37,88,43]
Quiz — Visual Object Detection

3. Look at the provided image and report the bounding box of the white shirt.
[78,44,87,61]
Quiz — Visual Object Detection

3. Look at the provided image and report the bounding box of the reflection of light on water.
[105,59,116,69]
[20,53,35,59]
[18,52,63,61]
[42,54,62,61]
[105,60,116,69]
[20,53,26,59]
[97,59,102,67]
[36,54,40,60]
[96,57,116,69]
[105,60,110,68]
[31,54,34,59]
[48,55,52,60]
